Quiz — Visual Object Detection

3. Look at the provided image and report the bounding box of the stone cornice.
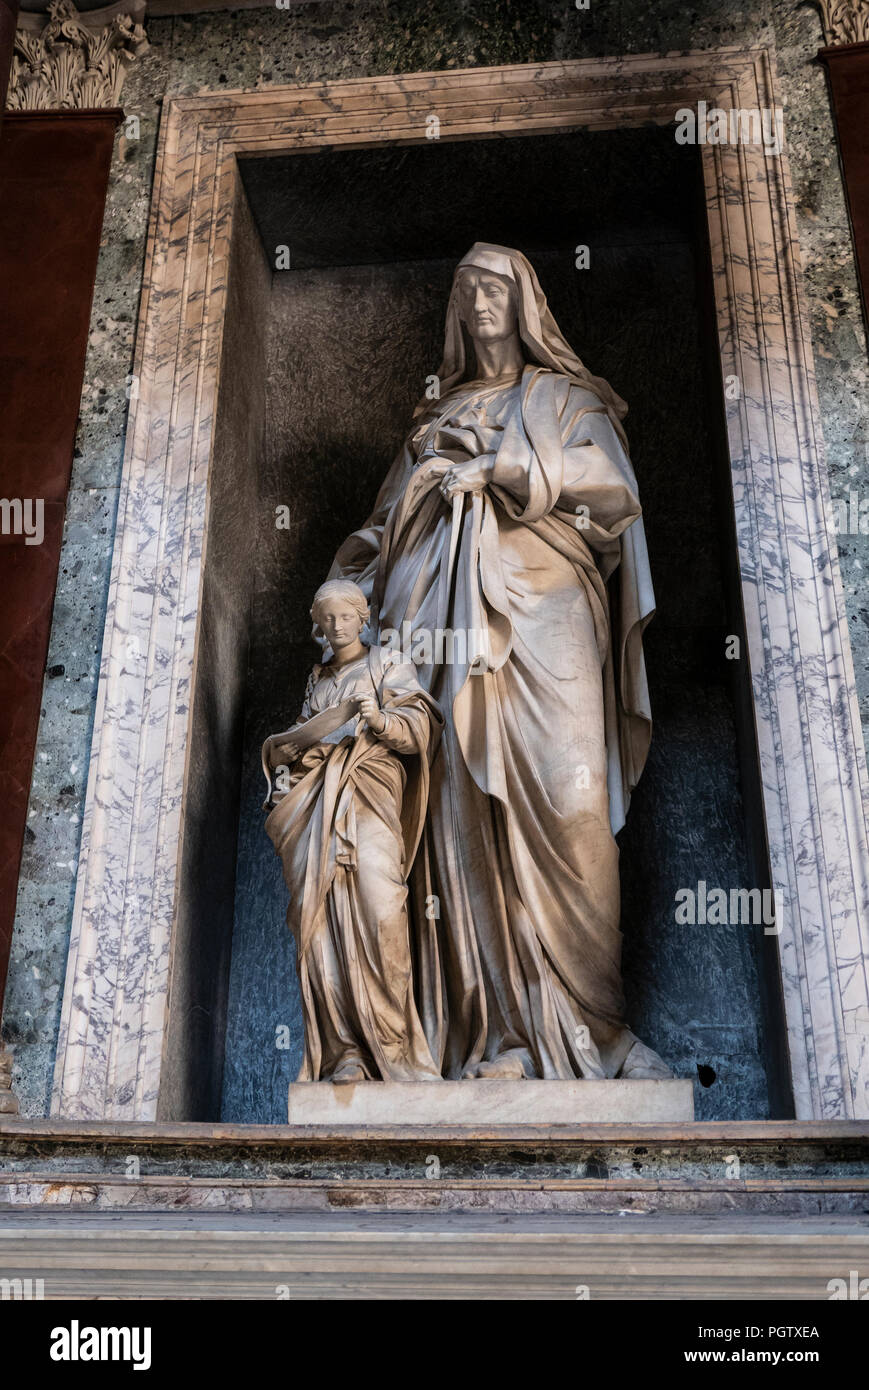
[8,0,147,111]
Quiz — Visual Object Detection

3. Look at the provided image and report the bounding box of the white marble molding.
[50,51,869,1121]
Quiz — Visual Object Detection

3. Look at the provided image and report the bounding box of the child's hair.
[310,579,369,634]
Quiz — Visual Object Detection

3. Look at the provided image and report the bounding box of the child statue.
[262,580,443,1084]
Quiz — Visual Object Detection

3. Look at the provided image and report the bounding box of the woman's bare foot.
[473,1052,528,1080]
[617,1040,673,1080]
[330,1061,367,1085]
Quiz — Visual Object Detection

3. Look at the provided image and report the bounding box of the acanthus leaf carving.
[810,0,869,45]
[7,0,148,112]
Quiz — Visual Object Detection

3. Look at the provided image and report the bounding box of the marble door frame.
[50,49,869,1121]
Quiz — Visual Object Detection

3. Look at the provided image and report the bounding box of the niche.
[166,125,791,1123]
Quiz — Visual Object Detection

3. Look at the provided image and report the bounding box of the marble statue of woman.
[329,242,672,1083]
[263,579,443,1084]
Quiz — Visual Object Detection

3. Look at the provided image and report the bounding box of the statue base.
[288,1078,695,1125]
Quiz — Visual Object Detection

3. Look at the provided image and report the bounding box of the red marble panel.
[0,109,121,1003]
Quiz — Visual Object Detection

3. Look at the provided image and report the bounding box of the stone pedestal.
[287,1079,695,1125]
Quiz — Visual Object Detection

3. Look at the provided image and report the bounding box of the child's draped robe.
[265,648,443,1081]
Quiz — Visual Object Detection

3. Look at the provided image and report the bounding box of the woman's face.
[456,268,518,344]
[317,603,364,650]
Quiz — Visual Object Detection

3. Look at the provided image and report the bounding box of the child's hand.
[358,695,386,735]
[271,738,300,766]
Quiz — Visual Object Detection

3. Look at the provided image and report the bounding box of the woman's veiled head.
[427,241,629,448]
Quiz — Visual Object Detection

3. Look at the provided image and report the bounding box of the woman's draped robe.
[264,647,443,1082]
[330,365,655,1081]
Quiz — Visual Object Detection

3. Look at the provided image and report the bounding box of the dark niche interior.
[169,125,792,1123]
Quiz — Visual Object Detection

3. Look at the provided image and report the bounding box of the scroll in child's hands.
[265,697,363,769]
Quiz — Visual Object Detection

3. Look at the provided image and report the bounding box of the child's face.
[318,603,363,650]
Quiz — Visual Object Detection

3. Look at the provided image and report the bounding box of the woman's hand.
[358,695,386,735]
[424,455,495,500]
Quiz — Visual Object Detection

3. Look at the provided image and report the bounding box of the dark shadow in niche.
[200,126,792,1123]
[161,184,272,1122]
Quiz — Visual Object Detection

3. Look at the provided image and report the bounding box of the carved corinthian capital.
[7,0,148,111]
[811,0,869,45]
